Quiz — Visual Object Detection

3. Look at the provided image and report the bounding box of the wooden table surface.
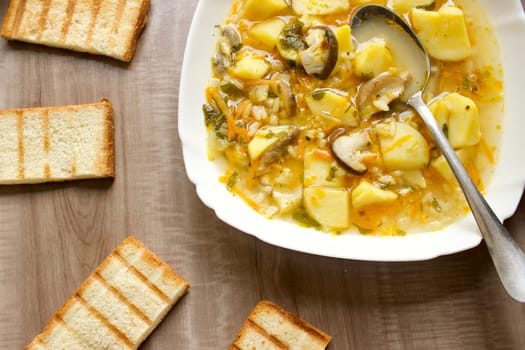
[1,1,525,349]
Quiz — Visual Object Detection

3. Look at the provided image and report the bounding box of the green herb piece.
[354,224,372,235]
[431,198,442,213]
[326,166,337,182]
[226,171,239,191]
[220,82,245,98]
[292,209,321,229]
[265,130,288,139]
[396,229,407,236]
[280,19,305,51]
[203,103,227,139]
[442,123,449,138]
[311,90,326,101]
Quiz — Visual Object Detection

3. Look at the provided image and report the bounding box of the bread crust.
[24,236,190,350]
[122,0,150,62]
[100,98,115,178]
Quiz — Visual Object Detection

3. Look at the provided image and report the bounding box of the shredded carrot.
[381,135,413,154]
[232,187,261,211]
[313,149,333,161]
[480,139,495,164]
[236,99,249,119]
[296,136,306,160]
[467,163,484,192]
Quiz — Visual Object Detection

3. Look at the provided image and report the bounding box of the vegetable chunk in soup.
[203,0,504,235]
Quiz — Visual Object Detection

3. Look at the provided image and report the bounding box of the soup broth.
[204,0,504,235]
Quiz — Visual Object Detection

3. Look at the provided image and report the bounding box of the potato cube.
[431,148,472,181]
[241,0,289,21]
[351,181,398,209]
[334,25,353,62]
[305,90,358,126]
[411,6,471,61]
[354,41,393,80]
[248,18,286,50]
[303,186,350,230]
[402,170,427,189]
[231,54,270,80]
[377,122,430,170]
[392,0,435,14]
[292,0,350,15]
[248,125,293,160]
[446,94,481,148]
[429,93,481,148]
[273,186,303,214]
[304,146,344,187]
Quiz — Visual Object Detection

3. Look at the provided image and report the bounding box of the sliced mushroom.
[299,26,338,80]
[328,128,375,175]
[357,73,408,119]
[273,79,297,117]
[212,25,242,75]
[259,127,300,169]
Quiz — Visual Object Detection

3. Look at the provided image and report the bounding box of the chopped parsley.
[203,103,227,139]
[431,198,442,213]
[311,90,326,101]
[280,19,305,51]
[226,171,239,191]
[292,209,321,229]
[326,166,337,182]
[220,82,245,98]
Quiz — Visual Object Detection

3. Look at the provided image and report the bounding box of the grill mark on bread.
[36,0,51,41]
[60,0,77,43]
[85,0,103,48]
[112,251,171,304]
[246,319,288,349]
[108,0,127,52]
[51,316,93,348]
[74,294,135,348]
[93,271,153,325]
[42,109,50,153]
[11,0,27,37]
[255,301,331,343]
[16,111,25,180]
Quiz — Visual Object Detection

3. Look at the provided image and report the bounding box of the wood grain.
[1,1,525,349]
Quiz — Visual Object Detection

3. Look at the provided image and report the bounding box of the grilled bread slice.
[1,0,149,62]
[25,236,190,350]
[230,300,332,350]
[0,99,114,185]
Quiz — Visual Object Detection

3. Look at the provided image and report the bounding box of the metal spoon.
[351,4,525,302]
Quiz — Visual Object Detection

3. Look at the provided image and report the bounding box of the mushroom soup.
[203,0,504,235]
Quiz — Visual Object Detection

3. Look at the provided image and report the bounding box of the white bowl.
[178,0,525,261]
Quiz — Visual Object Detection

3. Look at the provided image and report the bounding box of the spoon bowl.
[351,4,525,302]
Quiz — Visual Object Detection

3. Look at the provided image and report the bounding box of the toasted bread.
[1,0,150,62]
[25,236,190,350]
[0,99,114,185]
[230,300,332,350]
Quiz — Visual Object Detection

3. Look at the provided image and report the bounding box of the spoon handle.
[409,92,525,302]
